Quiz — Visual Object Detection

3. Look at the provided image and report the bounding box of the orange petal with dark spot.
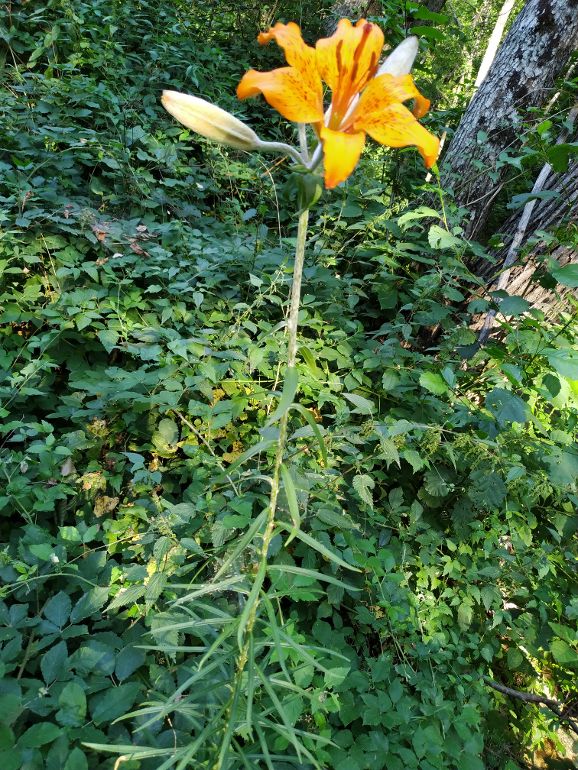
[316,19,384,125]
[237,67,324,123]
[353,102,440,168]
[238,22,323,123]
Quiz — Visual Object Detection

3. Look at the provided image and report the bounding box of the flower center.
[328,23,378,130]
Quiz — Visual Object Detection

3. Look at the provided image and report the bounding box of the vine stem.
[215,206,310,770]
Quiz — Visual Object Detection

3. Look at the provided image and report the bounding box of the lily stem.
[216,206,310,770]
[263,204,310,551]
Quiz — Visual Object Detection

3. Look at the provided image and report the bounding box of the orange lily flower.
[237,19,440,189]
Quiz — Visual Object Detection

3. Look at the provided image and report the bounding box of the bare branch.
[484,676,578,736]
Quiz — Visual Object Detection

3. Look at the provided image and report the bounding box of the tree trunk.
[473,0,516,88]
[424,0,447,12]
[442,0,578,240]
[323,0,381,33]
[475,158,578,330]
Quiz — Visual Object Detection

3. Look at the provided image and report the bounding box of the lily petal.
[354,101,440,168]
[161,91,260,150]
[316,19,384,126]
[377,36,419,77]
[237,68,323,123]
[319,125,366,188]
[352,73,429,112]
[237,22,323,124]
[346,72,432,128]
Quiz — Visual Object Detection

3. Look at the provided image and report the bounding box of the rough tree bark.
[480,158,578,292]
[323,0,381,33]
[442,0,578,240]
[424,0,447,12]
[323,0,446,34]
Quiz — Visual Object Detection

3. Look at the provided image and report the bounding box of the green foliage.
[1,1,578,769]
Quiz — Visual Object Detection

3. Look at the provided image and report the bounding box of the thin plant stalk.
[261,204,310,557]
[217,206,310,768]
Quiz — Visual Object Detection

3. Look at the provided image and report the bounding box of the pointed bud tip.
[378,36,420,77]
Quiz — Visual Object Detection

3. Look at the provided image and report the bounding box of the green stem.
[216,207,310,770]
[261,204,310,561]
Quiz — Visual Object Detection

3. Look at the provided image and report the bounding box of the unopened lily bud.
[377,36,419,77]
[161,90,260,151]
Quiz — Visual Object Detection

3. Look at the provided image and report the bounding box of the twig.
[484,676,578,736]
[478,103,578,343]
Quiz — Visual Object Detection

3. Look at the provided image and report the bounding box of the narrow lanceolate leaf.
[221,438,276,477]
[280,463,300,544]
[267,366,299,425]
[267,564,361,591]
[291,403,328,467]
[212,510,267,581]
[279,524,361,572]
[237,560,267,650]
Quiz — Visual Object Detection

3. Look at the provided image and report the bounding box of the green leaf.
[409,25,445,40]
[542,373,561,397]
[485,388,529,425]
[64,748,88,770]
[152,417,179,453]
[397,206,440,228]
[18,722,60,748]
[267,564,360,591]
[419,371,448,395]
[376,436,400,468]
[506,647,524,669]
[545,142,578,172]
[290,404,328,467]
[97,329,119,353]
[29,542,54,561]
[324,666,350,687]
[548,622,576,643]
[353,474,374,509]
[468,470,507,509]
[115,646,147,681]
[0,694,21,726]
[550,263,578,288]
[44,591,71,628]
[315,508,360,530]
[0,725,14,751]
[41,640,68,684]
[70,587,109,623]
[267,366,299,425]
[282,525,360,571]
[0,750,21,770]
[508,190,559,209]
[550,639,578,666]
[545,448,578,486]
[108,584,146,610]
[428,224,463,250]
[497,295,531,315]
[457,602,473,631]
[90,682,142,725]
[56,682,87,726]
[299,346,322,378]
[402,449,426,472]
[546,349,578,379]
[280,463,300,544]
[343,392,374,415]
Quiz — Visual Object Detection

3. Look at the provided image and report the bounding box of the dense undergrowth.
[1,1,578,768]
